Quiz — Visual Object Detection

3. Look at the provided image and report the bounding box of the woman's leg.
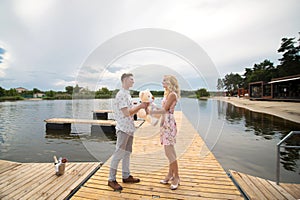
[165,145,180,189]
[171,160,179,181]
[164,145,179,180]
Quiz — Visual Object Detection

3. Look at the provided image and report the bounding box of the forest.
[218,34,299,95]
[0,84,209,100]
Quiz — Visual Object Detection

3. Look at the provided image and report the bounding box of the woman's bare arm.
[150,93,176,115]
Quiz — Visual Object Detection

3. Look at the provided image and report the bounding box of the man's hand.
[139,102,150,109]
[127,102,150,116]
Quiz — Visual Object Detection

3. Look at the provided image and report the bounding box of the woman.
[150,75,180,190]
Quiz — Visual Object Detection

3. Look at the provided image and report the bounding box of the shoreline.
[214,97,300,124]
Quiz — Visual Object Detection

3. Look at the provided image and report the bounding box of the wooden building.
[15,87,28,93]
[249,74,300,101]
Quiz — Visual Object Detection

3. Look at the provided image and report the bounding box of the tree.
[195,88,210,98]
[100,87,110,95]
[73,84,80,93]
[0,86,5,97]
[217,78,224,91]
[95,87,113,98]
[277,34,300,77]
[223,73,243,95]
[33,88,42,94]
[5,88,18,96]
[45,90,55,97]
[65,86,73,94]
[243,59,276,89]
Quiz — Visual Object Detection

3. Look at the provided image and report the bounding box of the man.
[108,73,148,191]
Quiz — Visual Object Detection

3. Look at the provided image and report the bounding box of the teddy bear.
[137,89,161,126]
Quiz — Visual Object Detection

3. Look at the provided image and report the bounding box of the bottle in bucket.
[54,156,68,176]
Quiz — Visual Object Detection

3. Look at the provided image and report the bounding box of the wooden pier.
[229,170,300,200]
[44,110,142,133]
[44,118,144,133]
[0,160,101,199]
[71,111,244,199]
[2,111,299,199]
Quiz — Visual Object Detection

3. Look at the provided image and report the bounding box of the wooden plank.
[93,110,113,113]
[0,163,42,187]
[57,163,99,199]
[6,163,51,199]
[280,183,300,199]
[0,161,100,200]
[44,118,117,125]
[44,118,144,128]
[229,170,262,200]
[252,176,279,200]
[229,170,299,200]
[72,112,243,200]
[268,181,297,200]
[0,160,21,174]
[18,163,80,200]
[23,163,93,199]
[257,178,287,200]
[73,186,177,200]
[51,163,100,200]
[85,178,241,196]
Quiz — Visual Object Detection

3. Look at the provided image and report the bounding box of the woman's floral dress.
[160,93,178,145]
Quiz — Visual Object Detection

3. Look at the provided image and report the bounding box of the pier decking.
[2,111,299,199]
[71,111,244,199]
[0,160,100,199]
[229,170,300,200]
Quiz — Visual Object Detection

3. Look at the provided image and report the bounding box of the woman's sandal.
[170,178,180,190]
[160,176,173,184]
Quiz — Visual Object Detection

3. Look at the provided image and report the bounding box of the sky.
[0,0,299,91]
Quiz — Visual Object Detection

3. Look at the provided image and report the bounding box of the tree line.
[0,83,211,101]
[217,34,300,96]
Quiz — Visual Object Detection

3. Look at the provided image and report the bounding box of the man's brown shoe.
[108,180,123,191]
[122,175,140,183]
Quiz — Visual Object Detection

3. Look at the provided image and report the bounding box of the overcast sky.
[0,0,299,91]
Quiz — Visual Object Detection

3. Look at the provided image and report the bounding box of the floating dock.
[71,111,244,199]
[0,160,100,199]
[229,170,300,200]
[44,118,144,133]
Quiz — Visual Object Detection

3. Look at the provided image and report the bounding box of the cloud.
[0,0,299,90]
[0,47,5,63]
[0,45,9,77]
[12,0,57,27]
[54,79,76,88]
[75,28,219,91]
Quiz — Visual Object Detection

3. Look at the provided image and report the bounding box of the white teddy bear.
[137,89,160,126]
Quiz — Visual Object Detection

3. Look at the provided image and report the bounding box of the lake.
[0,98,299,183]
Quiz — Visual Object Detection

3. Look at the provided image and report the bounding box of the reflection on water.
[217,100,300,176]
[220,101,299,138]
[45,126,117,141]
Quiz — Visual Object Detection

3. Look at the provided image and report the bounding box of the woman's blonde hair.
[163,75,181,98]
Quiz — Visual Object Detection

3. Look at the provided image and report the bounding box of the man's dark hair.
[121,73,133,81]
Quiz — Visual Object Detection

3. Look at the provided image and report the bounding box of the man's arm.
[121,103,148,117]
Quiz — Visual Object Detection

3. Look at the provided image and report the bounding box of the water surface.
[0,98,299,183]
